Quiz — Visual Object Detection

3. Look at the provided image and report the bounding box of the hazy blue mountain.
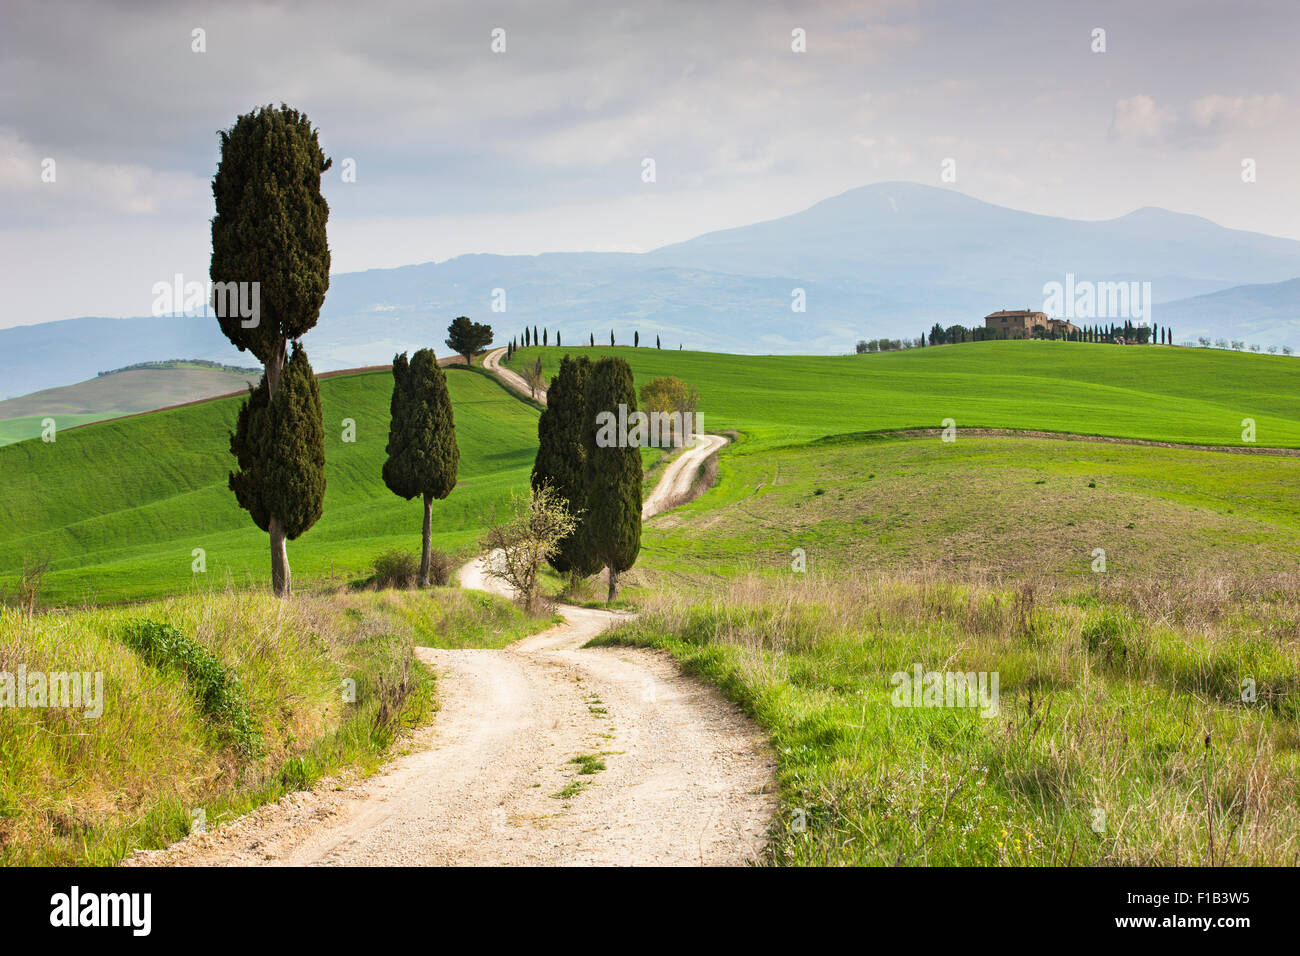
[0,315,245,400]
[6,182,1300,397]
[1156,277,1300,347]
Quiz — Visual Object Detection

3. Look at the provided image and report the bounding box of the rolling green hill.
[0,363,261,447]
[0,367,538,604]
[508,340,1300,448]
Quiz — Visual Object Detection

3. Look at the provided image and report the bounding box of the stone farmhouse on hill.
[984,309,1079,340]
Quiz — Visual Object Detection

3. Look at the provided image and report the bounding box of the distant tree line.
[1197,336,1293,355]
[506,328,672,357]
[98,359,262,377]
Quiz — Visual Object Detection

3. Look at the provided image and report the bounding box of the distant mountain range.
[4,181,1299,397]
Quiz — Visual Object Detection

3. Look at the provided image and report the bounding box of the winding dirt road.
[129,350,773,867]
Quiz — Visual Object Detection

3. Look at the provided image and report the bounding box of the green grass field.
[0,366,538,604]
[508,340,1300,448]
[637,433,1300,583]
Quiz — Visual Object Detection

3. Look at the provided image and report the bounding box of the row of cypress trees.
[507,329,666,356]
[532,355,642,601]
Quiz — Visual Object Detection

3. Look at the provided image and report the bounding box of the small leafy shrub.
[121,619,261,758]
[371,549,419,589]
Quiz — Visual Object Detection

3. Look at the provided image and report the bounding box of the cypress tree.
[543,328,548,346]
[590,332,594,347]
[533,355,601,580]
[584,357,641,602]
[534,325,539,345]
[634,330,639,348]
[525,327,530,347]
[382,349,460,586]
[228,344,326,597]
[211,104,331,597]
[610,329,615,346]
[656,335,661,349]
[556,331,561,348]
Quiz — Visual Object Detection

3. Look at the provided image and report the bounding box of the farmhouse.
[984,309,1078,340]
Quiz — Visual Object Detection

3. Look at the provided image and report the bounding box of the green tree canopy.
[583,357,642,601]
[383,349,460,586]
[533,355,600,578]
[445,316,494,365]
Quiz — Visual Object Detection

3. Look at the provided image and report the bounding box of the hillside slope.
[0,367,538,603]
[509,340,1300,448]
[0,364,260,446]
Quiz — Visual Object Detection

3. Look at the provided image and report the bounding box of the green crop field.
[507,340,1300,448]
[0,367,538,604]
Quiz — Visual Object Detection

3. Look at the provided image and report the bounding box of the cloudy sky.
[2,0,1298,329]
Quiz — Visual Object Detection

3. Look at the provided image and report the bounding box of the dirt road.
[482,346,544,402]
[130,352,773,867]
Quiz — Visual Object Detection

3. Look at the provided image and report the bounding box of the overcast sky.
[3,0,1298,328]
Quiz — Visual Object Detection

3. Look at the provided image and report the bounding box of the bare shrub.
[18,555,50,617]
[424,549,454,587]
[371,550,419,590]
[482,484,577,612]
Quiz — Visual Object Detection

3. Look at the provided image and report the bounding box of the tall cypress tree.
[212,104,331,597]
[556,331,561,347]
[583,357,641,601]
[590,332,594,347]
[533,355,601,580]
[383,350,460,586]
[229,344,326,597]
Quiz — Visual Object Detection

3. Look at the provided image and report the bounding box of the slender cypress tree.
[228,343,326,597]
[533,355,601,580]
[610,329,615,346]
[583,357,641,601]
[556,331,561,347]
[634,330,639,347]
[525,327,530,347]
[383,349,460,586]
[543,328,548,346]
[212,104,331,597]
[590,332,594,347]
[534,325,539,346]
[656,335,661,349]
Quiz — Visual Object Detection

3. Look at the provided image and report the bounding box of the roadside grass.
[0,367,539,604]
[592,569,1300,865]
[0,584,546,865]
[508,340,1300,449]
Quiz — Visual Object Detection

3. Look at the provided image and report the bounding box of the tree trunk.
[270,514,291,598]
[419,492,433,587]
[266,343,290,597]
[607,566,618,603]
[265,344,286,398]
